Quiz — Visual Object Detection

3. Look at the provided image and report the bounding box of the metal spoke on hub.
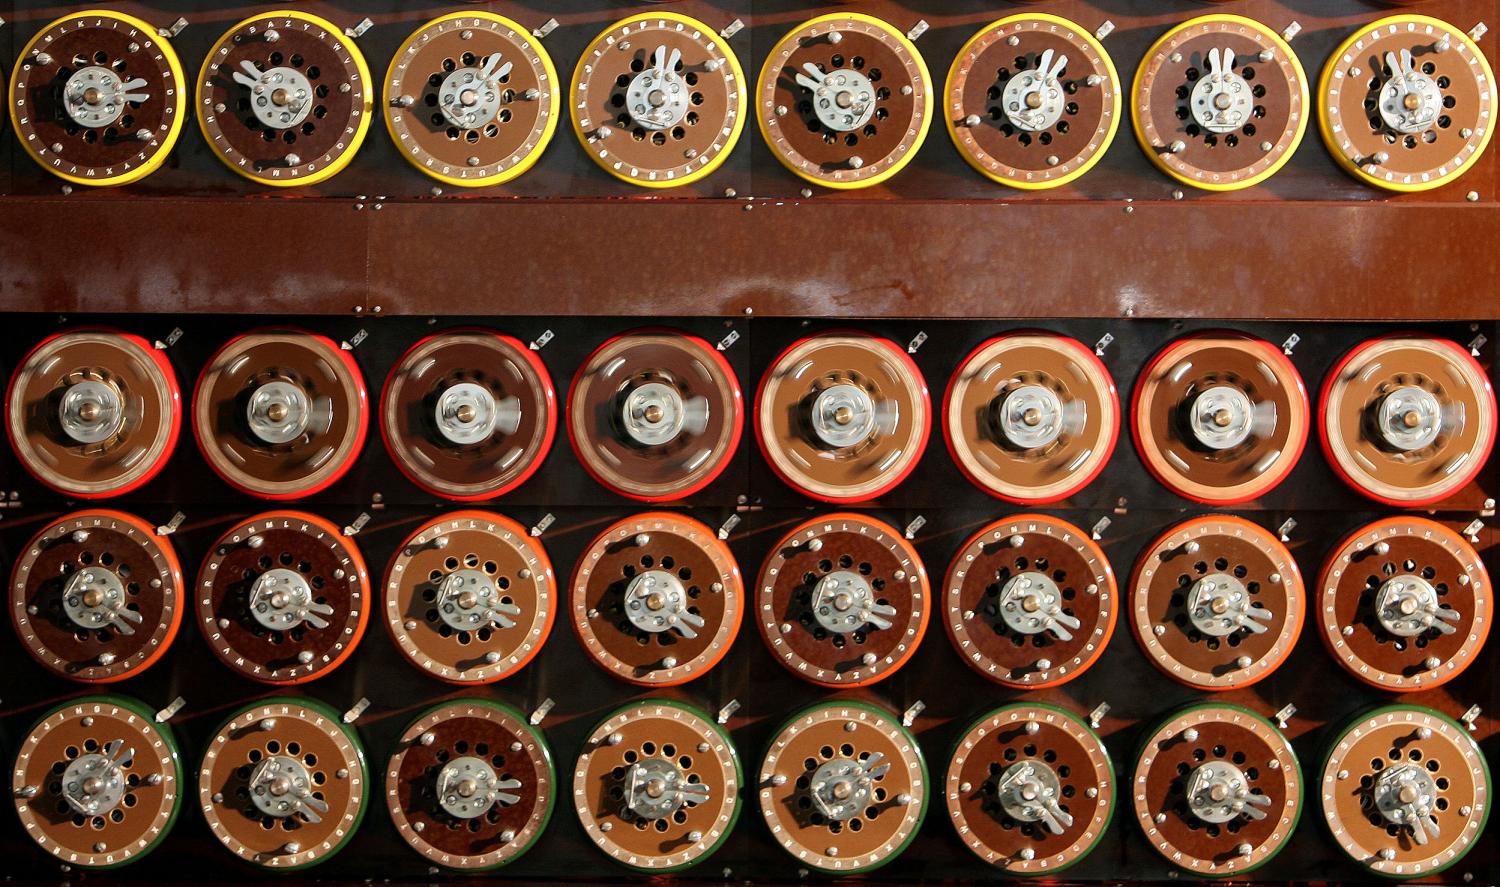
[1375,575,1461,637]
[811,571,897,634]
[1374,763,1442,846]
[624,758,709,820]
[249,755,328,823]
[249,568,335,631]
[437,569,521,632]
[1002,48,1069,133]
[1191,48,1254,134]
[63,568,143,636]
[998,571,1080,641]
[1379,49,1443,135]
[1185,760,1270,823]
[997,759,1073,835]
[62,738,133,817]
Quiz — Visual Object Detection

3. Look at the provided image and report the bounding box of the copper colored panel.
[1133,15,1307,190]
[568,331,742,502]
[942,514,1115,689]
[383,511,554,684]
[8,12,184,186]
[571,13,745,188]
[758,14,931,188]
[195,511,370,684]
[1319,705,1490,878]
[198,698,367,869]
[6,329,180,498]
[10,510,183,683]
[386,699,554,871]
[11,696,182,868]
[943,333,1118,503]
[1129,516,1303,690]
[756,333,929,502]
[1320,335,1495,506]
[384,13,558,187]
[570,513,741,686]
[573,700,740,872]
[756,513,928,687]
[1320,16,1496,191]
[757,700,927,875]
[1131,703,1302,877]
[381,331,555,501]
[193,329,367,500]
[945,703,1113,873]
[945,15,1120,189]
[1316,517,1491,692]
[1132,332,1308,504]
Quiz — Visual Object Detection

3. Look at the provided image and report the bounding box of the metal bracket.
[1273,703,1297,730]
[340,329,367,351]
[1471,22,1489,42]
[906,331,928,354]
[154,696,187,724]
[1277,518,1297,542]
[532,18,559,40]
[1281,21,1302,42]
[1088,702,1111,729]
[903,515,927,541]
[530,697,555,726]
[529,329,554,351]
[1281,333,1300,356]
[1469,334,1488,357]
[530,513,555,538]
[716,329,740,352]
[344,18,374,39]
[155,511,186,537]
[1094,333,1114,357]
[717,699,741,725]
[158,17,188,39]
[1483,498,1496,518]
[1463,518,1485,543]
[906,20,930,42]
[1095,20,1116,41]
[343,512,371,537]
[1090,516,1112,541]
[901,700,926,728]
[154,327,184,351]
[343,697,371,724]
[720,19,745,40]
[717,513,741,541]
[1460,704,1482,731]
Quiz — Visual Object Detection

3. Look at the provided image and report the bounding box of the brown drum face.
[574,701,740,871]
[757,334,929,502]
[758,701,927,875]
[757,514,928,687]
[945,334,1118,503]
[385,15,557,186]
[194,331,367,499]
[946,704,1113,873]
[10,511,183,682]
[198,13,371,186]
[943,515,1115,689]
[1132,704,1301,876]
[571,513,741,685]
[196,512,370,684]
[7,330,179,497]
[759,15,931,187]
[1130,516,1303,690]
[384,512,554,683]
[1317,517,1490,691]
[1133,333,1308,504]
[947,16,1120,188]
[12,697,182,868]
[9,13,183,186]
[198,699,367,869]
[572,14,745,187]
[382,332,555,500]
[568,332,742,501]
[386,700,554,870]
[1321,17,1495,190]
[1134,16,1307,189]
[1321,336,1495,506]
[1320,706,1489,877]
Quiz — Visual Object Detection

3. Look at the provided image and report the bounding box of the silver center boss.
[1188,385,1263,450]
[234,62,315,130]
[1002,49,1069,132]
[621,381,707,447]
[624,757,709,819]
[623,569,703,637]
[998,572,1080,641]
[62,568,143,635]
[248,568,335,631]
[437,755,521,819]
[810,383,889,449]
[248,754,328,822]
[1379,48,1444,135]
[811,570,896,634]
[796,61,876,132]
[1376,386,1446,452]
[60,739,132,817]
[64,66,150,129]
[435,382,520,447]
[810,753,889,821]
[1190,48,1254,134]
[626,45,691,130]
[245,380,315,445]
[439,53,512,130]
[995,384,1076,450]
[437,569,521,632]
[57,379,127,445]
[1374,574,1461,637]
[1186,573,1272,637]
[1185,760,1270,823]
[1373,763,1442,845]
[996,759,1073,834]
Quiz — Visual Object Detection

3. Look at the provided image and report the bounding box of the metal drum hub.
[435,382,516,447]
[58,379,126,445]
[437,568,519,632]
[998,571,1078,640]
[1189,385,1256,450]
[801,65,876,132]
[810,383,878,449]
[811,570,890,634]
[996,760,1072,834]
[1185,760,1268,824]
[621,381,691,447]
[1001,50,1068,132]
[1190,48,1254,134]
[246,380,313,445]
[437,755,519,820]
[248,567,330,632]
[625,757,706,819]
[439,55,508,130]
[1373,764,1440,842]
[626,46,691,131]
[1379,50,1443,135]
[238,64,315,130]
[995,384,1066,450]
[623,570,698,636]
[1374,574,1456,638]
[65,66,140,129]
[62,568,137,633]
[249,754,326,821]
[61,743,130,816]
[1376,385,1443,452]
[810,754,885,821]
[1186,573,1269,638]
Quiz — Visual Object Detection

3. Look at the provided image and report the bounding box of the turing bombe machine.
[0,1,1495,885]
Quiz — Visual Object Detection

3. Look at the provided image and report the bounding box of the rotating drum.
[8,11,186,186]
[196,10,373,187]
[381,330,555,501]
[758,700,928,875]
[1319,16,1496,192]
[12,695,183,869]
[6,329,180,498]
[942,515,1115,689]
[1129,516,1304,690]
[195,511,370,684]
[756,332,929,502]
[570,12,746,188]
[945,703,1114,874]
[758,13,932,189]
[1131,703,1302,877]
[570,513,741,686]
[944,333,1118,503]
[193,329,367,499]
[383,511,554,684]
[573,700,740,872]
[945,14,1122,189]
[1132,332,1308,504]
[384,13,559,187]
[1316,517,1490,691]
[386,699,554,870]
[198,697,367,869]
[10,510,183,683]
[1319,705,1489,879]
[1132,15,1309,191]
[1320,335,1496,506]
[568,331,742,502]
[756,513,928,687]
